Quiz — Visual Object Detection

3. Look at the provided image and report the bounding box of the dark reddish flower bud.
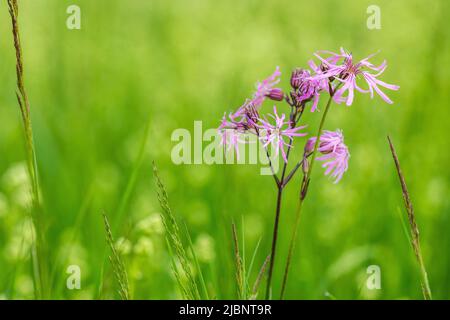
[267,88,284,101]
[290,68,306,89]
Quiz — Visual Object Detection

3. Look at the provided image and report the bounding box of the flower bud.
[304,137,316,154]
[290,68,308,89]
[267,88,284,101]
[302,156,309,175]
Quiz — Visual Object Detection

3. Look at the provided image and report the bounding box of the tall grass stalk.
[232,223,269,300]
[387,136,432,300]
[280,91,335,299]
[103,213,130,300]
[6,0,47,299]
[232,223,245,299]
[152,162,201,299]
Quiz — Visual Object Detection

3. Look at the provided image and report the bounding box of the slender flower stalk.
[301,85,338,199]
[264,97,307,299]
[265,187,282,299]
[280,91,335,299]
[387,136,432,300]
[7,0,47,299]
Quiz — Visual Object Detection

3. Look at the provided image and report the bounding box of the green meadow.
[0,0,449,299]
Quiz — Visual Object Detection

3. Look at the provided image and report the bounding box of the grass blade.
[246,237,262,285]
[184,223,210,300]
[231,222,245,299]
[103,213,130,300]
[387,135,432,300]
[114,119,150,233]
[249,254,270,300]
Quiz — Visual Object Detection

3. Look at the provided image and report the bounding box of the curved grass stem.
[7,0,47,299]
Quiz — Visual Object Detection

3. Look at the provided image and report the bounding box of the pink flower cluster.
[219,67,307,163]
[290,68,326,112]
[219,48,399,183]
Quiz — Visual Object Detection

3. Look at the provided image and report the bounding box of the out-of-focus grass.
[0,0,449,299]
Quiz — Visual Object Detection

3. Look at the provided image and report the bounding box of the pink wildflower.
[231,67,283,119]
[218,115,245,157]
[310,47,399,105]
[290,68,325,112]
[259,106,307,163]
[304,129,350,183]
[218,107,258,157]
[252,66,282,106]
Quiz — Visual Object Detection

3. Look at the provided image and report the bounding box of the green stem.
[265,105,301,299]
[279,198,303,299]
[302,93,334,198]
[280,92,334,299]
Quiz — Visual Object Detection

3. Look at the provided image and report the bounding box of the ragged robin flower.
[310,47,399,105]
[304,129,350,183]
[259,106,307,163]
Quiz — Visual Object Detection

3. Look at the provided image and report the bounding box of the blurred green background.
[0,0,449,299]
